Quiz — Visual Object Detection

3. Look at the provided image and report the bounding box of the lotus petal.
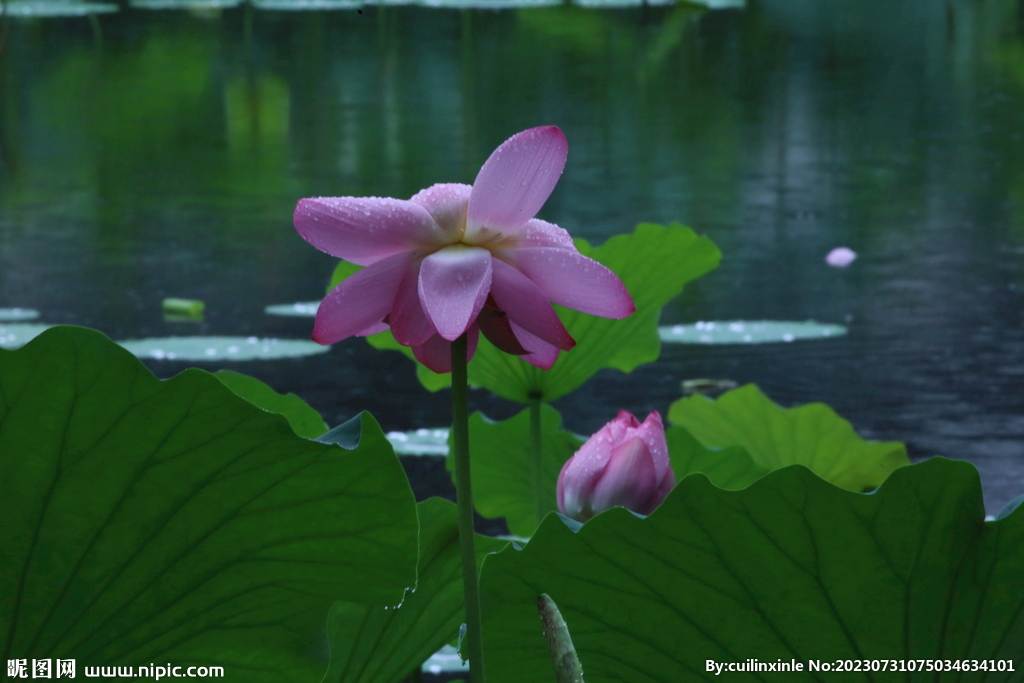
[313,253,414,345]
[490,259,574,351]
[505,248,635,319]
[466,127,567,240]
[295,197,446,266]
[419,246,493,341]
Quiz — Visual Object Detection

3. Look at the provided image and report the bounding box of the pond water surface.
[2,0,1023,514]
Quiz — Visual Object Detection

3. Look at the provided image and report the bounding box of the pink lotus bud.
[557,411,675,522]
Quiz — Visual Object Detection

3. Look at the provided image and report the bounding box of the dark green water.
[2,0,1024,513]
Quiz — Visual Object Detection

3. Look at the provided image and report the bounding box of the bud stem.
[451,333,486,682]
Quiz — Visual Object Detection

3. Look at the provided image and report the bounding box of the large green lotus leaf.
[215,368,329,439]
[665,424,771,490]
[668,384,910,492]
[353,223,720,401]
[0,326,418,680]
[480,458,1024,682]
[446,406,584,538]
[324,498,507,683]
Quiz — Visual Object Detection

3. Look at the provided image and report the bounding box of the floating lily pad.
[386,427,450,455]
[129,0,240,8]
[572,0,676,7]
[118,336,330,361]
[264,301,320,317]
[0,308,39,322]
[0,323,52,349]
[1,0,119,16]
[658,320,847,344]
[685,0,744,7]
[419,0,559,7]
[421,645,468,674]
[253,0,360,9]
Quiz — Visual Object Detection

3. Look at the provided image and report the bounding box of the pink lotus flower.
[293,127,634,373]
[557,410,675,522]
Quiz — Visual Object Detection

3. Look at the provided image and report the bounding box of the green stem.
[88,13,103,51]
[0,0,10,61]
[529,394,544,529]
[451,333,485,682]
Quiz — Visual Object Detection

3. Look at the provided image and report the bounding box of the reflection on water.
[1,0,1023,512]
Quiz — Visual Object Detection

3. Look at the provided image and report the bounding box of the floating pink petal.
[825,247,857,267]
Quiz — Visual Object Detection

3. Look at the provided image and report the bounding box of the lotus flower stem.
[529,394,545,528]
[451,333,486,682]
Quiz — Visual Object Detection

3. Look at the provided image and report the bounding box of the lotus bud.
[556,410,675,522]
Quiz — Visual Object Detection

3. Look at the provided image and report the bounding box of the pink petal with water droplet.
[419,246,493,341]
[411,325,479,373]
[557,456,591,521]
[412,334,452,373]
[490,259,574,351]
[636,411,671,482]
[390,259,436,346]
[557,419,621,519]
[649,468,676,513]
[589,436,659,515]
[295,197,445,266]
[312,252,414,345]
[477,311,528,356]
[506,248,635,319]
[515,218,576,249]
[608,410,641,440]
[466,127,567,240]
[409,183,472,237]
[356,321,390,336]
[509,322,560,370]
